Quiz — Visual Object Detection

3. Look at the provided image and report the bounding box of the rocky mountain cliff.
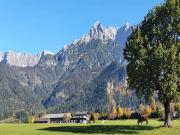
[0,21,141,117]
[0,50,54,67]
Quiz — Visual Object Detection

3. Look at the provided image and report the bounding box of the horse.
[137,115,148,125]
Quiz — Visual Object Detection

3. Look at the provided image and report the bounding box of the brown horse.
[137,115,148,125]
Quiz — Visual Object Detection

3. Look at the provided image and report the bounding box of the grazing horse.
[137,115,148,125]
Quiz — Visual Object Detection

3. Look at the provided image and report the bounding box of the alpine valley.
[0,21,141,117]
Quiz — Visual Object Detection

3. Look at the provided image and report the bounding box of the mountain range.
[0,21,141,117]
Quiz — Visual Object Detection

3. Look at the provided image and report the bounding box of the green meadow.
[0,120,179,135]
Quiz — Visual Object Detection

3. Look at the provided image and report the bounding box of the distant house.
[70,111,90,123]
[34,113,71,123]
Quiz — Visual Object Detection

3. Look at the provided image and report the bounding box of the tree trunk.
[163,101,172,127]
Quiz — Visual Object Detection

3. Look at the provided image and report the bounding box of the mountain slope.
[43,38,123,109]
[43,22,138,112]
[0,62,58,116]
[84,62,140,112]
[0,21,140,117]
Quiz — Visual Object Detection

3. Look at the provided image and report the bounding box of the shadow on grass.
[39,125,159,134]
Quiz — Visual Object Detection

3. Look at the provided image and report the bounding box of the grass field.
[0,119,179,135]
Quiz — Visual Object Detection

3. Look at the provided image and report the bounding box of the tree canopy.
[124,0,180,127]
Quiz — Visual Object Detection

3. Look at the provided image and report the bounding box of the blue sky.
[0,0,164,54]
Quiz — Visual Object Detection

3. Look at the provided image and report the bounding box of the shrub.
[122,108,132,119]
[15,110,29,123]
[156,106,164,119]
[117,107,123,119]
[139,104,145,115]
[151,98,156,112]
[98,113,108,120]
[110,106,117,120]
[90,113,99,123]
[144,105,152,117]
[25,116,34,123]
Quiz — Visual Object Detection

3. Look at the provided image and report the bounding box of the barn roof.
[42,113,71,119]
